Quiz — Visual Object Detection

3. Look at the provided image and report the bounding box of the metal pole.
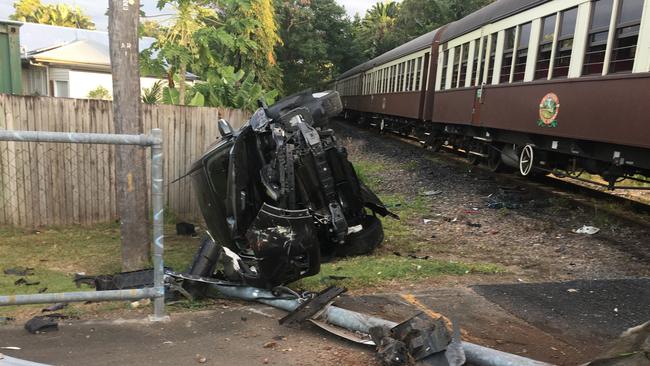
[149,128,167,321]
[0,130,155,146]
[212,285,554,366]
[0,288,160,306]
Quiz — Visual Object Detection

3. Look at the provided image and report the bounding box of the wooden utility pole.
[108,0,150,270]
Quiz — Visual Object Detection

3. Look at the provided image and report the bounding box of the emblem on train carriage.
[538,93,560,128]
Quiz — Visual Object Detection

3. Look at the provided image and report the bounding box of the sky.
[0,0,383,31]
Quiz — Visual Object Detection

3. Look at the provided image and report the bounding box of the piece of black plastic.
[370,326,410,366]
[4,267,35,276]
[42,303,67,312]
[176,222,197,236]
[391,313,451,361]
[25,316,59,334]
[279,286,347,326]
[183,234,222,298]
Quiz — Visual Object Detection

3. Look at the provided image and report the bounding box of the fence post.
[150,128,167,321]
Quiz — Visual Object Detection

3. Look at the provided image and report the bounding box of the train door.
[471,34,488,126]
[471,84,483,126]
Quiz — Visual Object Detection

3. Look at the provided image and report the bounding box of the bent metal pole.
[212,285,555,366]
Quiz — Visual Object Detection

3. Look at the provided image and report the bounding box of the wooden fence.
[0,94,250,227]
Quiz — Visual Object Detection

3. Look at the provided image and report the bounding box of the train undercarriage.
[344,111,650,191]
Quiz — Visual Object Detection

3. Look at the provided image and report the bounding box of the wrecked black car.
[186,90,396,289]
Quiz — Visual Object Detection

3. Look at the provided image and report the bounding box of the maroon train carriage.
[335,0,650,188]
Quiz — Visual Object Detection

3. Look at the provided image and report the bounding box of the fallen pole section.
[0,288,161,306]
[213,285,554,366]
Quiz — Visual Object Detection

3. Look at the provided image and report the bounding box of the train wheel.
[519,144,535,176]
[430,138,444,152]
[486,146,503,172]
[466,141,483,166]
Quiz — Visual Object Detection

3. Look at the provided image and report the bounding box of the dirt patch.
[333,119,650,288]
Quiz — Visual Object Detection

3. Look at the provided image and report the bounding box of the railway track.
[342,119,650,228]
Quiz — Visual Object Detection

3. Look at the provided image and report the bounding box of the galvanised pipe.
[150,128,166,321]
[0,130,156,146]
[0,288,161,306]
[0,129,166,322]
[213,285,554,366]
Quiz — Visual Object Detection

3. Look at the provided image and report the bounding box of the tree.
[155,0,216,105]
[10,0,95,30]
[108,0,150,271]
[389,0,446,46]
[357,1,400,58]
[445,0,495,21]
[275,0,365,94]
[87,85,112,100]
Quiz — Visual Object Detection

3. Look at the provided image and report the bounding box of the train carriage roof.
[336,0,551,81]
[337,28,440,80]
[440,0,549,42]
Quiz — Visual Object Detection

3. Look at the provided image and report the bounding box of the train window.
[451,46,461,88]
[404,60,411,91]
[584,0,615,75]
[501,27,516,83]
[383,68,388,93]
[610,0,644,73]
[440,48,449,90]
[459,43,470,87]
[553,7,578,78]
[406,60,415,91]
[513,22,531,82]
[397,62,404,92]
[470,39,479,85]
[536,14,557,79]
[415,57,423,90]
[476,36,487,84]
[486,34,498,83]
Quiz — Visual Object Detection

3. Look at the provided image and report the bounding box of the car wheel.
[336,215,384,257]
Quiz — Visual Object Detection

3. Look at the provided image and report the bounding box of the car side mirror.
[218,119,233,138]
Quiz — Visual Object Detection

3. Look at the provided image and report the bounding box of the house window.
[584,0,615,75]
[54,80,69,97]
[440,48,449,90]
[536,14,557,79]
[459,43,470,87]
[501,27,516,83]
[451,45,461,88]
[610,0,644,73]
[513,22,532,82]
[553,7,578,78]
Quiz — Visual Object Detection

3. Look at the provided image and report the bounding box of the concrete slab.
[0,303,374,366]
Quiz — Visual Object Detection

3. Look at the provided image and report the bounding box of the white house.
[13,22,196,99]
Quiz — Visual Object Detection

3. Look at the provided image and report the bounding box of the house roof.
[15,21,155,56]
[27,39,111,69]
[9,21,198,79]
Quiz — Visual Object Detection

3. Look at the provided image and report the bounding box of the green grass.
[0,223,201,317]
[402,160,419,171]
[293,256,504,291]
[353,159,394,191]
